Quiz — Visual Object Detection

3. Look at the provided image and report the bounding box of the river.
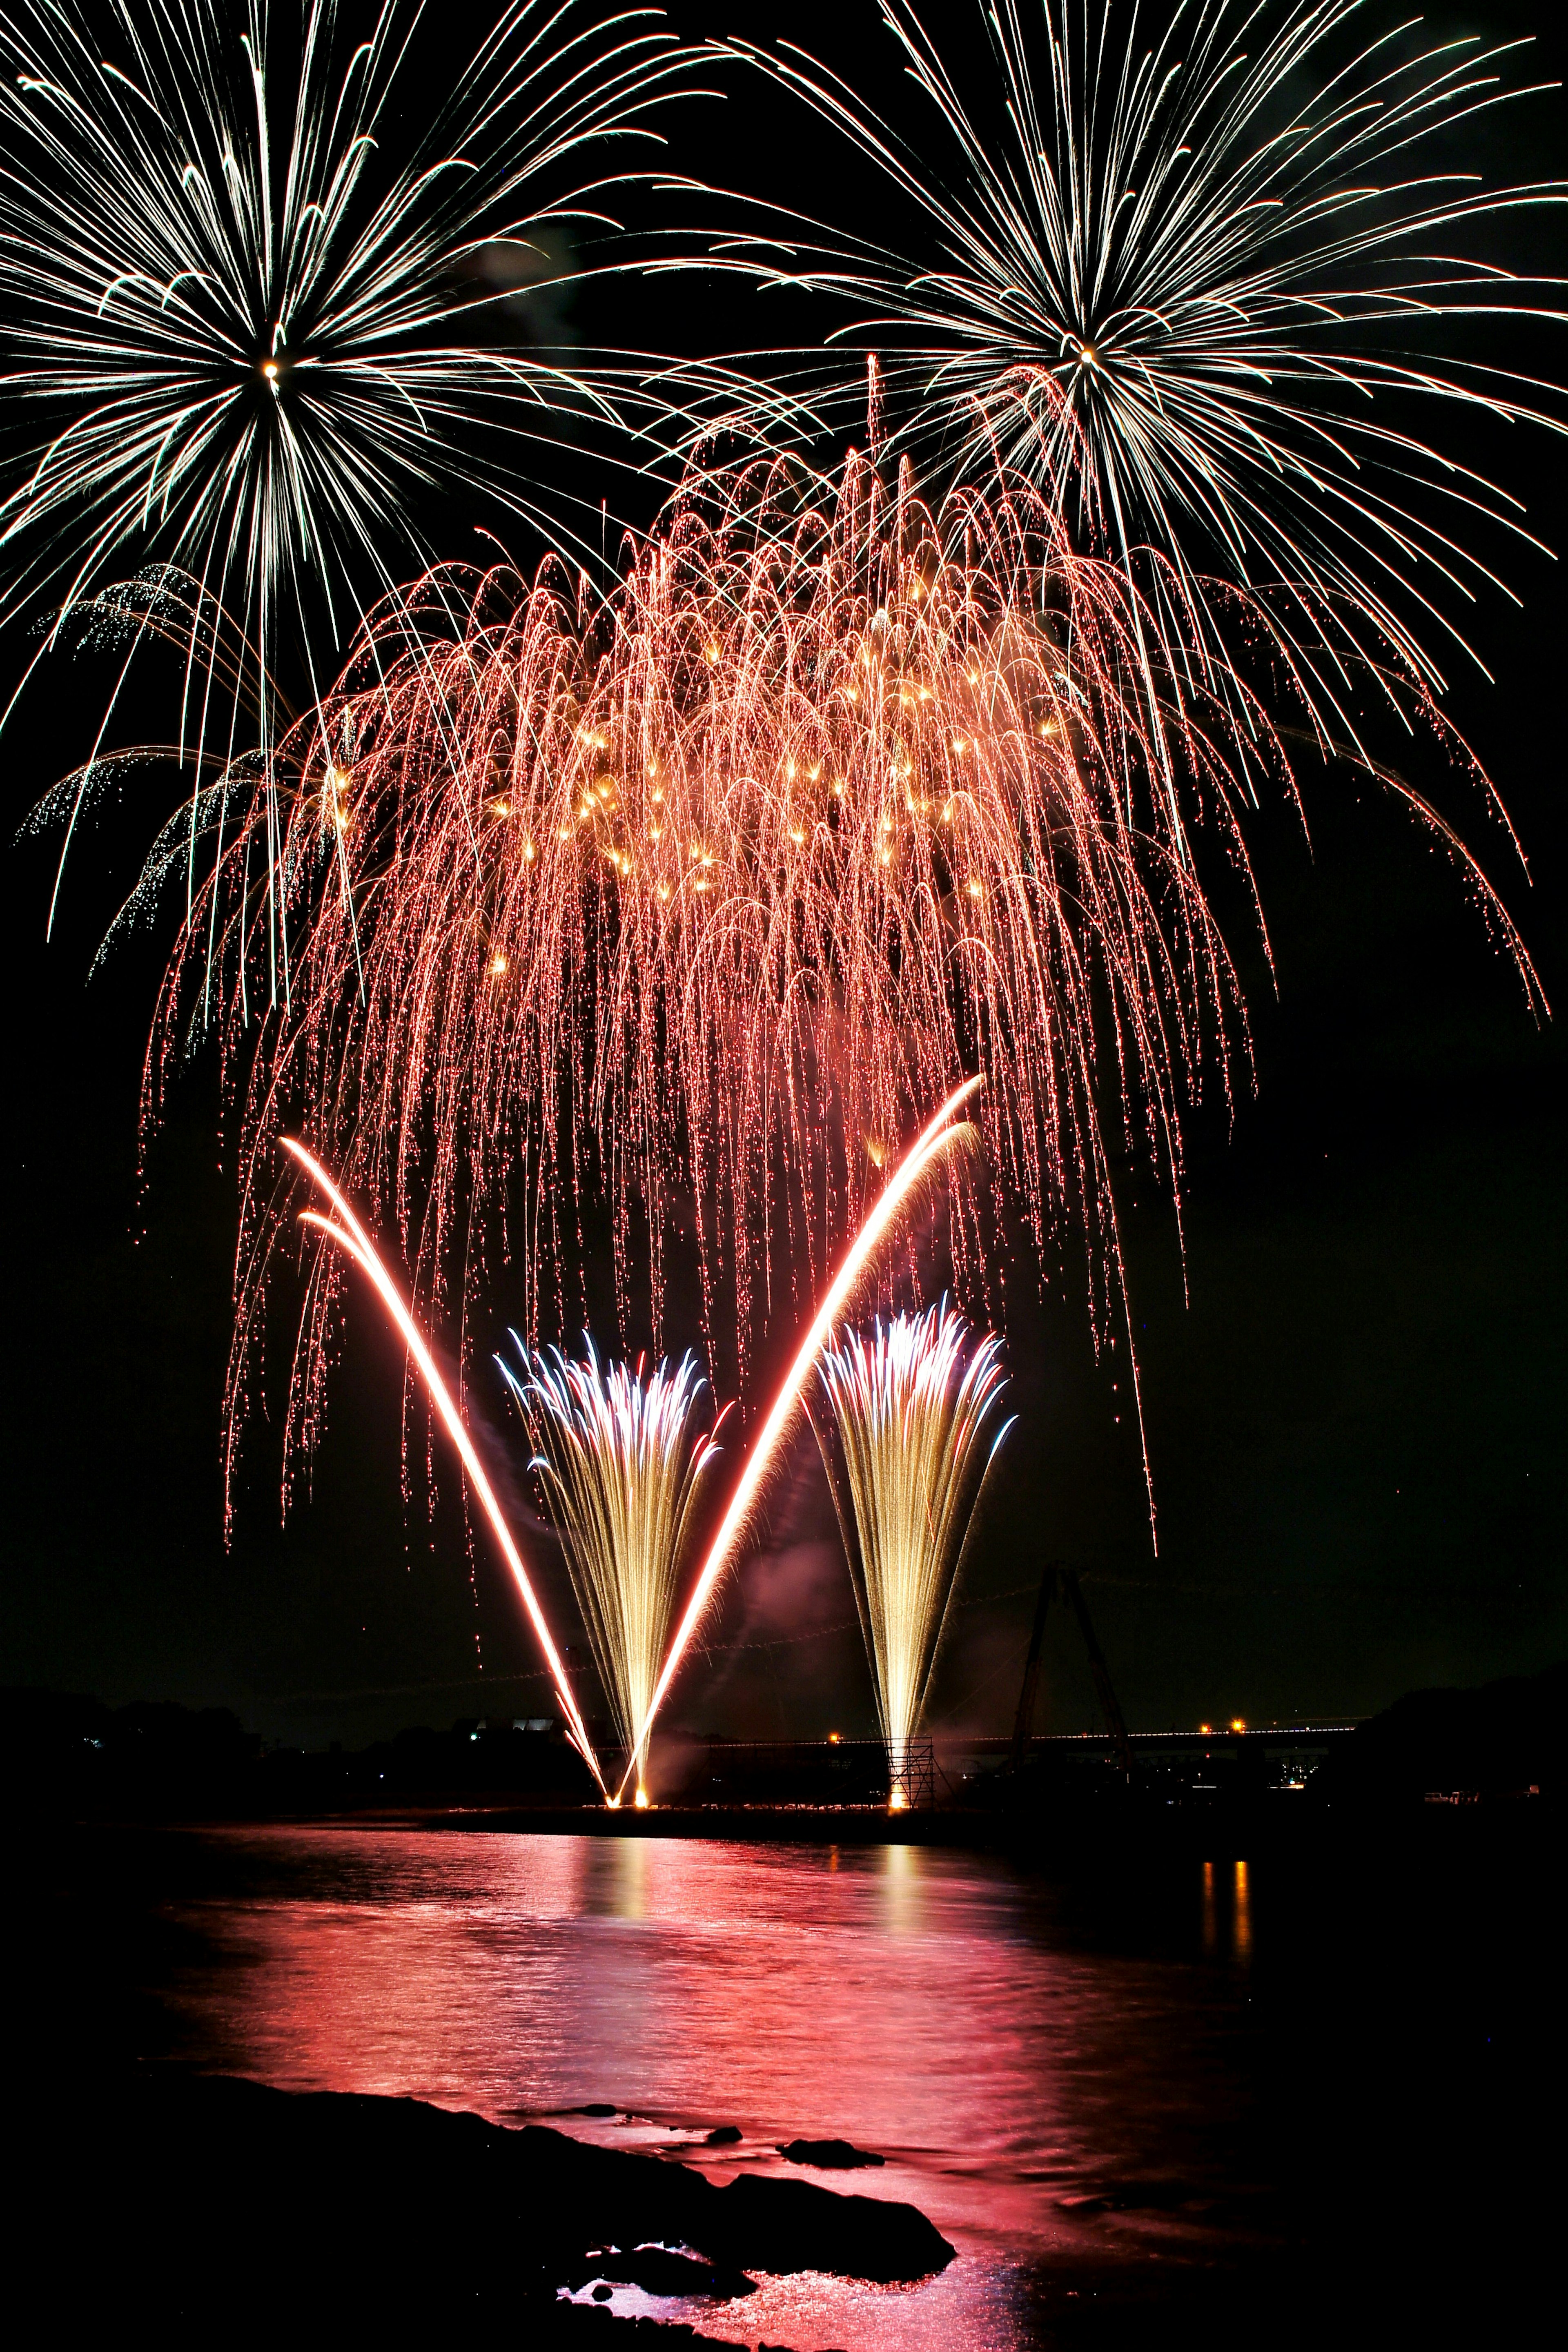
[20,1816,1551,2346]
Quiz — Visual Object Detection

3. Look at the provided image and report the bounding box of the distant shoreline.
[76,1794,1559,1864]
[10,1663,1561,1846]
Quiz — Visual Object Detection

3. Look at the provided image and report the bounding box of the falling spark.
[152,437,1405,1531]
[815,1303,1012,1806]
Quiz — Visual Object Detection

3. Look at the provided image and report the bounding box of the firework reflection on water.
[134,1824,1270,2351]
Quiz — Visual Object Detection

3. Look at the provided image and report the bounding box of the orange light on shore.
[1230,1717,1246,1733]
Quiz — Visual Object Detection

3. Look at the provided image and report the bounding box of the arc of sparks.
[616,1075,983,1802]
[281,1136,610,1801]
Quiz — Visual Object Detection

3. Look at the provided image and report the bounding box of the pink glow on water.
[159,1827,1262,2350]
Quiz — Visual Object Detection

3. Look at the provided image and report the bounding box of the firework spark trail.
[708,0,1566,763]
[285,1100,971,1808]
[499,1338,722,1801]
[148,440,1376,1533]
[612,1077,982,1800]
[814,1303,1012,1804]
[1,0,694,970]
[281,1135,610,1795]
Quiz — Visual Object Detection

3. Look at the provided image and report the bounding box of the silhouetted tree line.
[0,1689,596,1813]
[1315,1662,1565,1806]
[2,1662,1560,1819]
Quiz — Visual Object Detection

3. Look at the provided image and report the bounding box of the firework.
[1,0,689,962]
[286,1098,976,1807]
[155,438,1336,1527]
[499,1339,722,1801]
[814,1303,1012,1804]
[717,0,1566,754]
[618,1077,980,1796]
[282,1136,611,1796]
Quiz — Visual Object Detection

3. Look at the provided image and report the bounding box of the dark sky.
[3,0,1563,1748]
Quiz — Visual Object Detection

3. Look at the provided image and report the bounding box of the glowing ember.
[159,446,1302,1515]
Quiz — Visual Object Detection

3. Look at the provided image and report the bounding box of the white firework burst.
[717,0,1566,755]
[0,0,690,967]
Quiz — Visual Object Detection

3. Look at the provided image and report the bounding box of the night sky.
[3,0,1563,1750]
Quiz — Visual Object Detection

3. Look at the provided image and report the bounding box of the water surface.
[28,1818,1549,2346]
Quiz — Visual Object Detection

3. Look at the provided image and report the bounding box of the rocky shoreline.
[19,2071,951,2340]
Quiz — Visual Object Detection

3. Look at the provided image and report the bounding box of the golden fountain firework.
[815,1303,1012,1806]
[283,1083,981,1803]
[499,1340,722,1803]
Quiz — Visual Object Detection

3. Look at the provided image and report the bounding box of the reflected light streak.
[616,1078,983,1801]
[1234,1859,1252,1963]
[283,1138,609,1799]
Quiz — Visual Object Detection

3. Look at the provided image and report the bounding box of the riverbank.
[13,2069,950,2335]
[74,1791,1557,1868]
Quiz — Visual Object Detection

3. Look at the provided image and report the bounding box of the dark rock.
[591,2283,614,2300]
[705,2124,743,2145]
[777,2136,885,2169]
[506,2120,948,2281]
[699,2169,951,2283]
[14,2068,951,2325]
[576,2101,619,2116]
[597,2246,756,2299]
[551,2317,728,2344]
